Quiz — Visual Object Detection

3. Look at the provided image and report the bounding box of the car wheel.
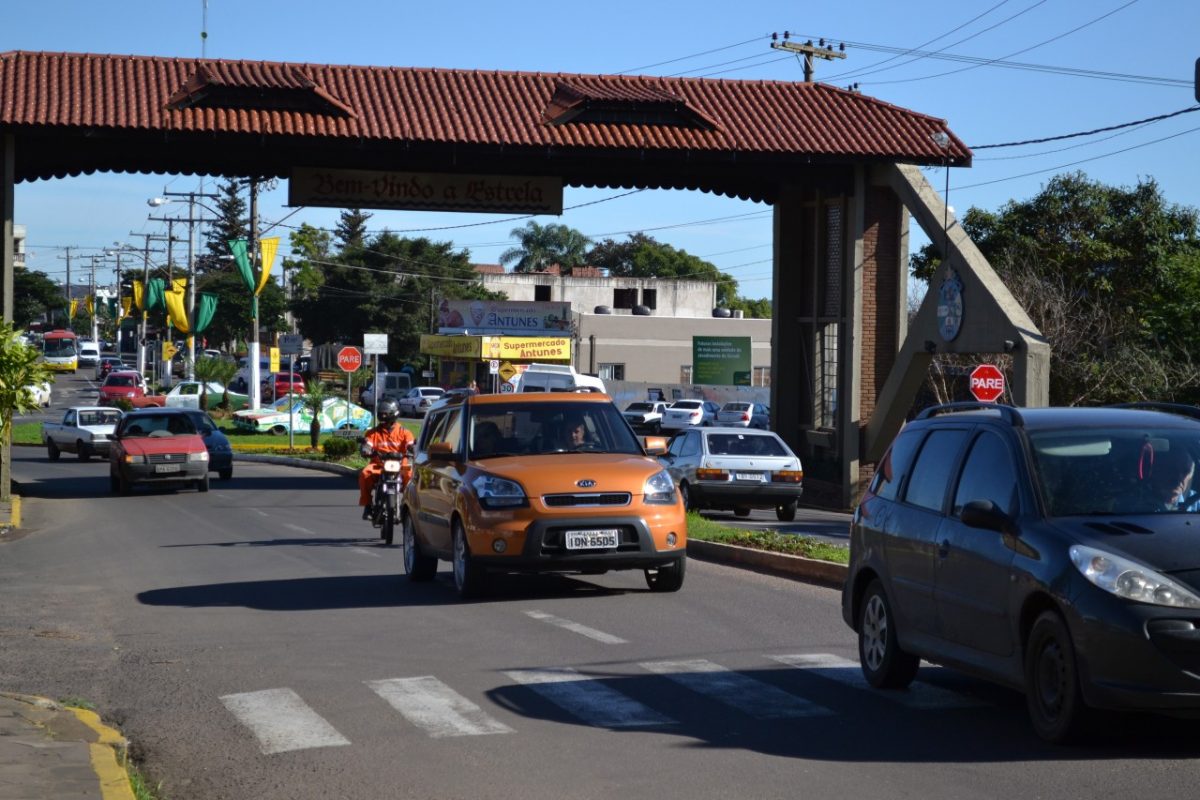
[452,520,487,599]
[776,500,798,522]
[76,441,90,462]
[645,556,686,592]
[46,440,60,462]
[218,468,232,481]
[109,470,120,494]
[734,507,751,517]
[403,512,437,581]
[117,471,131,496]
[197,473,210,493]
[679,481,696,512]
[1025,610,1090,743]
[269,425,287,436]
[858,580,919,689]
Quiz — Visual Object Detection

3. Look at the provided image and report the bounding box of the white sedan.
[397,386,445,417]
[23,381,52,407]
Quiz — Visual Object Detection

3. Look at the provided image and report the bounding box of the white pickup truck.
[41,406,123,462]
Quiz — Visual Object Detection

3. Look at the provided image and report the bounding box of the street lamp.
[147,192,218,380]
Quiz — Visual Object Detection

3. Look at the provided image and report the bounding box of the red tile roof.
[0,51,971,165]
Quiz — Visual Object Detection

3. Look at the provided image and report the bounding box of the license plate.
[735,472,766,482]
[154,464,181,474]
[565,529,619,550]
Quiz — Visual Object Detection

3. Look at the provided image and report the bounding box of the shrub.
[110,398,134,412]
[322,436,358,460]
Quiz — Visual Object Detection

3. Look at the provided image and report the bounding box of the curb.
[687,539,847,588]
[234,453,359,477]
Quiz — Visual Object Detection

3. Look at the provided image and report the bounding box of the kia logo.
[577,479,596,488]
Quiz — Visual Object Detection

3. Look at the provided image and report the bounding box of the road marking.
[350,547,382,558]
[523,610,627,644]
[768,653,983,710]
[504,667,675,728]
[283,523,313,535]
[639,658,832,718]
[219,688,350,754]
[367,676,514,738]
[253,509,268,517]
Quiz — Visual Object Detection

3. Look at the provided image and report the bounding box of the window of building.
[613,287,637,309]
[534,284,551,302]
[598,363,625,381]
[753,366,772,387]
[641,288,657,309]
[680,365,693,383]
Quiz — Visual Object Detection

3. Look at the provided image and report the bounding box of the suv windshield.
[1029,427,1200,516]
[468,401,643,458]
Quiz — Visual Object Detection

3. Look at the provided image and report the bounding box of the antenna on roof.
[200,0,209,58]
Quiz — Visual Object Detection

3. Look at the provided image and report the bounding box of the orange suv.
[401,392,687,597]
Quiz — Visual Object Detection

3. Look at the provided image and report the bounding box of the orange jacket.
[363,423,414,459]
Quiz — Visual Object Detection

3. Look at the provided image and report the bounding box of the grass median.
[686,512,850,564]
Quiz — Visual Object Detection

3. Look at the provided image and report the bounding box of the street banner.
[165,286,190,333]
[256,237,279,296]
[132,280,144,311]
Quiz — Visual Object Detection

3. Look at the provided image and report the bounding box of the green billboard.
[692,336,752,386]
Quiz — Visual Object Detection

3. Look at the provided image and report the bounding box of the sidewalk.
[0,692,135,800]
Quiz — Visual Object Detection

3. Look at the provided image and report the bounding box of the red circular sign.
[970,364,1005,403]
[336,346,363,372]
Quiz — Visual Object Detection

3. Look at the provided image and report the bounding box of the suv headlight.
[1069,545,1200,609]
[644,470,678,505]
[472,474,527,509]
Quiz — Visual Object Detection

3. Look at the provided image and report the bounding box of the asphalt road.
[6,441,1200,800]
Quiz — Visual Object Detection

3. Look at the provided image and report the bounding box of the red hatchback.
[98,371,146,405]
[262,372,306,402]
[109,408,210,493]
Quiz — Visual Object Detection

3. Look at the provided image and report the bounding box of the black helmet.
[378,399,399,424]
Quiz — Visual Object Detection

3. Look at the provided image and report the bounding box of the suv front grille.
[543,493,632,507]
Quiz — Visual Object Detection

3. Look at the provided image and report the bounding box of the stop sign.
[336,346,362,372]
[970,363,1005,403]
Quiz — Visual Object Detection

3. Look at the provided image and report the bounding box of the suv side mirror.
[428,441,455,461]
[961,499,1013,534]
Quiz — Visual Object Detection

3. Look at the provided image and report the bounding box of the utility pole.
[128,232,168,379]
[150,189,218,379]
[249,178,262,410]
[56,247,74,328]
[88,255,99,345]
[770,33,847,82]
[147,215,182,387]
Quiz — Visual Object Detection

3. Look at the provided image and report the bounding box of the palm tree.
[298,380,333,449]
[499,221,591,274]
[193,356,239,410]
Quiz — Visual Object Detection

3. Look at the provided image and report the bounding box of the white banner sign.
[363,333,388,356]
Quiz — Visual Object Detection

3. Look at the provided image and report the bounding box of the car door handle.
[938,539,950,558]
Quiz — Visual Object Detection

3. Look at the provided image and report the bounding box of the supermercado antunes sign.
[437,299,572,334]
[290,167,563,214]
[693,336,752,386]
[419,335,572,361]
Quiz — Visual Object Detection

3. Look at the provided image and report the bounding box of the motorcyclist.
[358,399,415,519]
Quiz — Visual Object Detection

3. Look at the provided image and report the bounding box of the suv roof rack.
[915,401,1024,426]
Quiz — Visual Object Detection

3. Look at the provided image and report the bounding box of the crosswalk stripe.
[523,610,628,644]
[504,667,675,728]
[367,676,514,737]
[639,658,832,718]
[768,653,983,710]
[220,688,351,754]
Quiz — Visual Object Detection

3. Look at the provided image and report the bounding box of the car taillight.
[741,413,750,421]
[690,411,701,420]
[772,470,804,483]
[696,468,728,480]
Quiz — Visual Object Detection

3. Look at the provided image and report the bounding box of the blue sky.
[8,0,1198,303]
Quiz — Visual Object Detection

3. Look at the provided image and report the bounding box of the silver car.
[660,427,803,520]
[716,402,770,429]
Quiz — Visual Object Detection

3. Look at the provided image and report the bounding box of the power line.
[968,106,1200,149]
[615,35,768,75]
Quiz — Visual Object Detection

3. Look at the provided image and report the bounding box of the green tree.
[500,221,591,274]
[290,232,502,369]
[912,172,1200,405]
[202,178,249,266]
[1,327,53,500]
[335,208,372,251]
[193,355,239,410]
[283,223,333,303]
[13,268,64,329]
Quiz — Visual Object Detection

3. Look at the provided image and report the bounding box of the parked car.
[97,371,147,405]
[95,356,125,381]
[659,399,721,432]
[177,408,233,480]
[41,406,122,461]
[230,357,271,393]
[716,401,770,429]
[159,380,249,411]
[397,386,445,417]
[232,395,374,435]
[843,402,1200,743]
[659,427,803,520]
[401,392,685,597]
[261,372,306,403]
[23,380,52,408]
[108,408,210,493]
[359,372,413,407]
[623,401,670,434]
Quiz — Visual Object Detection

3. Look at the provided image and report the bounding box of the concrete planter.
[687,539,847,588]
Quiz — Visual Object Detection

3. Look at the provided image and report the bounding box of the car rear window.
[722,403,751,412]
[79,410,122,426]
[626,403,654,412]
[106,375,135,387]
[672,401,702,409]
[706,433,788,456]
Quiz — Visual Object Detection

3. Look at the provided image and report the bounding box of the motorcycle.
[364,442,411,545]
